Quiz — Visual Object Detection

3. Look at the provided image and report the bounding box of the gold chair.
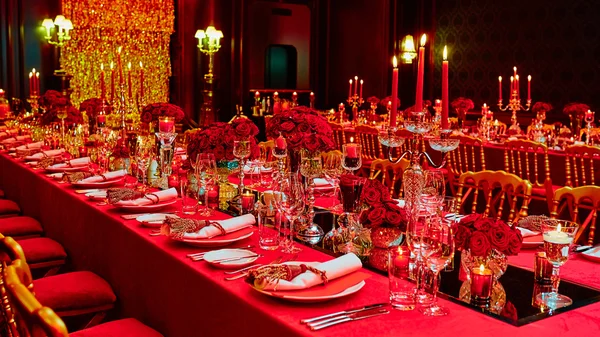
[456,170,532,223]
[447,135,486,195]
[551,185,600,245]
[503,139,555,210]
[368,158,410,198]
[564,144,600,187]
[328,122,347,151]
[322,150,343,168]
[494,121,507,135]
[355,125,383,164]
[258,140,275,162]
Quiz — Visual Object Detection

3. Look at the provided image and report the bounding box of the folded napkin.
[77,169,127,183]
[115,187,177,206]
[25,149,65,161]
[517,227,540,238]
[248,253,363,291]
[62,172,93,183]
[314,178,332,187]
[48,157,90,169]
[16,141,43,151]
[163,214,256,240]
[1,135,30,144]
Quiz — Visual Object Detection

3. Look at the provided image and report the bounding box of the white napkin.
[517,227,540,237]
[260,253,363,291]
[25,149,65,161]
[1,135,30,144]
[48,157,90,169]
[243,162,261,174]
[115,187,177,206]
[182,214,256,239]
[314,178,331,187]
[78,169,127,183]
[16,141,44,151]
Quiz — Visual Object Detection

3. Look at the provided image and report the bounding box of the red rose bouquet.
[266,106,335,154]
[186,118,260,162]
[41,105,84,126]
[80,98,112,120]
[141,103,185,124]
[453,214,523,257]
[38,90,66,111]
[451,97,474,111]
[532,102,553,114]
[563,102,590,119]
[358,179,407,231]
[367,96,380,105]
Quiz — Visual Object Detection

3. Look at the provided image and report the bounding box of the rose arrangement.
[41,105,84,126]
[532,102,553,114]
[80,98,112,120]
[367,96,380,105]
[141,103,185,124]
[358,179,408,231]
[266,106,335,154]
[451,97,474,111]
[186,117,260,162]
[563,102,590,119]
[112,138,130,159]
[38,90,67,111]
[453,214,523,257]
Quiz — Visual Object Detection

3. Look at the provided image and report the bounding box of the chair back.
[447,135,486,177]
[328,122,346,150]
[503,139,551,189]
[0,234,34,291]
[456,170,532,222]
[322,150,343,169]
[564,144,600,187]
[368,158,410,198]
[551,185,600,245]
[258,140,275,162]
[355,125,383,161]
[4,261,69,337]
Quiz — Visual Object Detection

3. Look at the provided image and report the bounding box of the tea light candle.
[159,117,175,133]
[78,146,88,158]
[345,137,358,158]
[534,251,553,284]
[470,264,493,303]
[97,114,106,126]
[275,135,287,150]
[207,185,220,209]
[241,192,255,212]
[394,246,410,269]
[585,110,594,120]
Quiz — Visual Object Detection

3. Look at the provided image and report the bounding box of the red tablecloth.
[1,153,600,337]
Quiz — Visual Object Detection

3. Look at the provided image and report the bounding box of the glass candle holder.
[388,245,415,310]
[470,264,493,306]
[158,116,176,133]
[241,192,255,213]
[206,182,220,209]
[534,251,553,284]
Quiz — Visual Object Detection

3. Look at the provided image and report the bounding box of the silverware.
[197,254,261,263]
[121,212,175,220]
[300,303,387,324]
[224,263,264,275]
[224,256,283,281]
[574,245,594,253]
[186,245,255,258]
[308,308,389,331]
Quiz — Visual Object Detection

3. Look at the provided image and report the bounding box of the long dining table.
[1,152,600,337]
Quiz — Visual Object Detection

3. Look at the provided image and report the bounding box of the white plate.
[113,199,178,212]
[45,165,89,173]
[176,226,255,247]
[202,248,259,269]
[136,213,180,228]
[72,177,125,188]
[581,247,600,263]
[86,191,107,201]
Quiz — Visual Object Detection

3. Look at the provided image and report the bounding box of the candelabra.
[41,15,74,99]
[195,26,223,126]
[584,110,595,145]
[498,84,531,133]
[26,96,39,115]
[346,94,364,125]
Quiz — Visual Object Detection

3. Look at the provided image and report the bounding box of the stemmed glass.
[406,205,434,306]
[196,153,217,216]
[423,169,446,206]
[233,139,252,203]
[135,137,153,192]
[322,151,344,212]
[342,143,362,174]
[273,173,304,253]
[535,220,579,309]
[420,215,455,316]
[56,106,68,146]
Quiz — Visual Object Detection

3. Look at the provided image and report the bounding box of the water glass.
[180,179,199,215]
[389,245,415,310]
[257,202,280,250]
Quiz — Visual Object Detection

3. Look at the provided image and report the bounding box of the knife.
[308,308,390,331]
[300,303,387,324]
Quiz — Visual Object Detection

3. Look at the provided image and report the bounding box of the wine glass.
[196,153,217,216]
[273,173,304,253]
[420,216,455,316]
[135,137,153,192]
[422,169,445,207]
[56,106,68,145]
[342,143,362,173]
[535,220,579,310]
[233,139,252,198]
[406,204,437,306]
[322,151,344,212]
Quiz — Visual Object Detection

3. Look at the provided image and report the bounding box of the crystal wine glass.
[342,143,362,174]
[322,151,344,212]
[420,216,455,316]
[273,173,304,253]
[233,139,252,199]
[196,153,217,216]
[422,169,446,207]
[535,220,579,309]
[135,137,153,192]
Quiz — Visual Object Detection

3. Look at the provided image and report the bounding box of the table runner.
[1,153,600,337]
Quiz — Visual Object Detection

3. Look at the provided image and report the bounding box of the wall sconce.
[195,25,224,126]
[401,35,417,64]
[41,15,73,47]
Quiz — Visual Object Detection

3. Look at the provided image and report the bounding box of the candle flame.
[128,62,132,70]
[498,76,502,81]
[293,91,297,95]
[420,34,427,46]
[392,55,398,68]
[354,76,358,81]
[557,222,562,231]
[443,45,447,60]
[516,75,519,80]
[350,136,354,143]
[101,63,104,71]
[29,72,33,78]
[32,68,36,73]
[479,264,485,273]
[310,92,314,96]
[274,91,278,95]
[35,73,39,78]
[360,79,363,84]
[118,46,122,53]
[110,62,114,70]
[255,91,260,96]
[349,79,353,84]
[528,75,531,81]
[483,103,487,107]
[510,76,514,82]
[140,61,143,69]
[398,247,403,254]
[513,66,517,73]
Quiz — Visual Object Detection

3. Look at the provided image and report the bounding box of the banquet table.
[1,152,600,337]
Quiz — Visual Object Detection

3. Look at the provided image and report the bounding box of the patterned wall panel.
[434,0,600,114]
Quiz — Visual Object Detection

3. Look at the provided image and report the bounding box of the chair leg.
[83,311,107,329]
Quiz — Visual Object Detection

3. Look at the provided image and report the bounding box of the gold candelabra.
[346,94,363,125]
[195,26,223,126]
[498,69,531,132]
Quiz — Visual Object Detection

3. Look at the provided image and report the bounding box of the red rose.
[474,218,496,232]
[297,123,311,134]
[303,134,321,153]
[362,186,382,206]
[500,302,518,322]
[292,113,306,123]
[235,123,252,138]
[453,224,472,251]
[385,210,403,227]
[141,112,153,123]
[459,214,483,230]
[506,229,523,256]
[468,231,491,257]
[280,121,295,132]
[359,210,369,224]
[367,207,386,227]
[489,223,510,252]
[213,145,226,161]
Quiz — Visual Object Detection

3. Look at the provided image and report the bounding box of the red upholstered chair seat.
[0,216,43,238]
[0,199,20,217]
[34,271,116,314]
[18,237,67,265]
[70,318,164,337]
